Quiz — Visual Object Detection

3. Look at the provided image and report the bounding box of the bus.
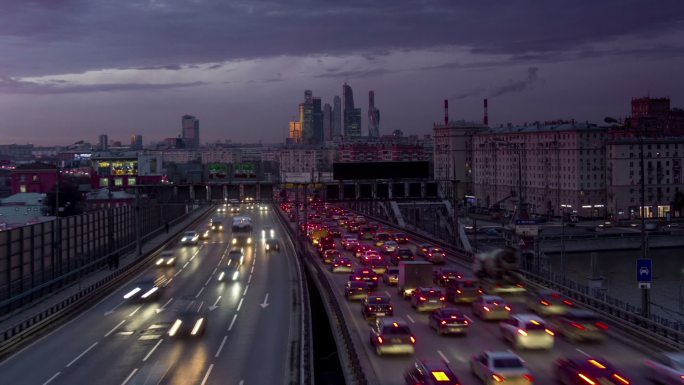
[231,216,253,245]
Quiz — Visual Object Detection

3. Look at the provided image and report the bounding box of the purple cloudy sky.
[1,0,683,145]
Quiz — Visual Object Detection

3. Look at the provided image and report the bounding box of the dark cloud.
[135,64,183,71]
[1,0,683,77]
[490,67,539,98]
[0,75,205,94]
[314,68,396,79]
[449,87,485,100]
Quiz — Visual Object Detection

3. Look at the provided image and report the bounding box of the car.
[210,220,223,232]
[404,360,461,385]
[354,244,373,258]
[500,314,555,350]
[123,276,166,301]
[227,248,245,266]
[383,266,399,285]
[258,204,269,211]
[391,248,415,265]
[199,227,211,239]
[526,289,574,316]
[667,222,680,228]
[470,351,534,385]
[416,244,433,259]
[229,206,240,214]
[217,258,241,282]
[350,268,380,290]
[393,232,409,244]
[444,277,482,303]
[382,240,399,254]
[361,250,382,265]
[327,227,342,238]
[555,356,631,385]
[424,247,446,264]
[344,281,371,301]
[429,308,469,335]
[155,250,177,267]
[472,295,512,321]
[360,226,375,240]
[369,258,388,275]
[180,231,200,246]
[374,232,392,246]
[369,317,416,355]
[261,226,275,239]
[217,206,226,213]
[341,235,359,250]
[645,351,684,384]
[323,249,340,264]
[411,287,445,312]
[361,294,393,320]
[167,311,207,338]
[549,309,608,342]
[330,256,353,273]
[433,268,463,286]
[265,238,279,252]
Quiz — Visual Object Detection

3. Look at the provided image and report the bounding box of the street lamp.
[560,204,572,280]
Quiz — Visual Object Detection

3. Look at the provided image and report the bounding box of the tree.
[44,181,84,217]
[672,191,684,217]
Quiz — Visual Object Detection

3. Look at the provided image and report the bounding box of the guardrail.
[273,206,372,385]
[348,205,684,352]
[0,205,215,359]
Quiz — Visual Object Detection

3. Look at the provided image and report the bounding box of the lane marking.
[42,371,61,385]
[142,339,164,362]
[437,350,450,363]
[384,290,392,297]
[164,278,173,287]
[104,320,126,337]
[248,274,252,284]
[200,363,214,385]
[212,267,218,275]
[157,297,174,313]
[406,315,415,323]
[243,285,249,296]
[197,301,204,312]
[195,287,205,298]
[215,335,228,358]
[228,314,237,331]
[210,296,221,309]
[576,348,590,357]
[183,262,190,269]
[120,368,138,385]
[128,305,142,317]
[250,265,255,274]
[173,269,182,277]
[66,342,98,367]
[237,298,244,311]
[204,277,212,286]
[104,301,125,316]
[185,300,195,311]
[239,381,244,385]
[464,315,474,324]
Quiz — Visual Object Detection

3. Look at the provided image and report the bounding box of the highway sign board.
[637,259,652,283]
[515,219,538,225]
[515,225,539,236]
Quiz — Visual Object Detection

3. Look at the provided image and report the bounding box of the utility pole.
[135,186,142,257]
[639,137,650,317]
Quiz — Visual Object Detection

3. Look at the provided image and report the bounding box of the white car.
[258,204,269,211]
[181,231,200,246]
[472,295,512,321]
[499,314,554,350]
[470,351,534,385]
[155,250,177,267]
[645,351,684,384]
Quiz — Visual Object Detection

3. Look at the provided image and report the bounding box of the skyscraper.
[312,97,323,143]
[332,96,342,137]
[323,103,332,141]
[368,90,380,137]
[298,90,324,145]
[130,134,143,150]
[181,115,200,148]
[98,134,108,151]
[343,83,362,137]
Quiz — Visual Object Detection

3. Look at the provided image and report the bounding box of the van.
[444,277,481,304]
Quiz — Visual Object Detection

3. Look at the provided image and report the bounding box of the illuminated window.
[114,178,123,186]
[128,178,136,186]
[20,185,26,193]
[32,174,38,181]
[100,178,109,187]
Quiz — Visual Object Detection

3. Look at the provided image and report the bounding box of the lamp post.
[639,136,650,317]
[560,204,572,280]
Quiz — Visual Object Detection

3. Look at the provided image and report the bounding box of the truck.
[472,246,526,295]
[398,261,433,298]
[231,216,253,246]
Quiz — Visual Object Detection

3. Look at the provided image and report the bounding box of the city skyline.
[0,1,683,145]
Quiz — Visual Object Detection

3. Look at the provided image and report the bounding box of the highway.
[293,206,657,385]
[0,207,298,385]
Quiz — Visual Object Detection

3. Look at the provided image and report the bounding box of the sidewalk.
[0,205,213,334]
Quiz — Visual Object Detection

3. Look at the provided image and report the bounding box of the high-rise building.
[181,115,200,148]
[343,83,362,137]
[289,121,302,143]
[368,90,380,137]
[130,134,143,150]
[332,96,342,138]
[313,97,323,143]
[323,103,332,141]
[99,134,108,151]
[296,90,324,145]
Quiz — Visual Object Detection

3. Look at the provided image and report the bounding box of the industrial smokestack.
[444,99,449,126]
[484,98,489,126]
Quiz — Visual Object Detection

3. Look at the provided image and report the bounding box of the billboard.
[234,163,256,178]
[209,163,228,179]
[333,161,430,180]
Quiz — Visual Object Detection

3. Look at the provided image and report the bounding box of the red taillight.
[377,336,383,344]
[491,374,504,382]
[595,322,609,330]
[612,373,630,384]
[440,320,447,325]
[456,289,462,294]
[478,289,484,294]
[440,297,445,301]
[517,329,528,336]
[504,306,512,311]
[442,275,447,279]
[577,373,596,384]
[563,299,574,306]
[483,306,491,312]
[367,307,373,311]
[409,335,416,344]
[570,322,586,330]
[419,296,427,301]
[545,328,555,336]
[523,374,534,382]
[540,300,550,306]
[372,277,378,280]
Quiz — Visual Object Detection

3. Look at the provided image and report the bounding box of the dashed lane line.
[42,371,61,385]
[104,320,126,338]
[120,368,138,385]
[228,314,237,331]
[66,342,98,368]
[237,298,244,312]
[142,339,164,362]
[215,335,228,358]
[200,364,214,385]
[437,350,450,364]
[195,287,205,298]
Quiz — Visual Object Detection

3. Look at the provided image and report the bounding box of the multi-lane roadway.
[0,207,299,385]
[296,207,660,385]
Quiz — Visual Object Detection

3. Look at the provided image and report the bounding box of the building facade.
[91,152,163,189]
[343,83,362,137]
[10,163,59,194]
[332,96,342,138]
[368,90,380,138]
[181,115,200,148]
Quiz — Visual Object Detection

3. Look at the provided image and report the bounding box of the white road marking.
[248,274,252,284]
[120,368,138,385]
[200,364,214,385]
[42,371,61,385]
[576,348,590,357]
[197,301,204,312]
[239,381,244,385]
[437,350,450,363]
[66,342,98,367]
[128,305,142,317]
[190,248,201,261]
[250,265,255,274]
[215,335,228,358]
[237,298,244,311]
[464,315,474,324]
[157,297,174,313]
[173,269,182,277]
[104,320,126,337]
[210,296,222,308]
[406,315,415,323]
[212,267,218,275]
[384,291,391,297]
[243,285,249,296]
[104,301,125,316]
[183,262,190,269]
[195,287,205,298]
[204,277,212,286]
[142,339,164,362]
[164,278,173,287]
[228,314,237,331]
[185,300,195,311]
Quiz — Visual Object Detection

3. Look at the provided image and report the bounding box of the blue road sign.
[637,259,652,282]
[515,219,537,225]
